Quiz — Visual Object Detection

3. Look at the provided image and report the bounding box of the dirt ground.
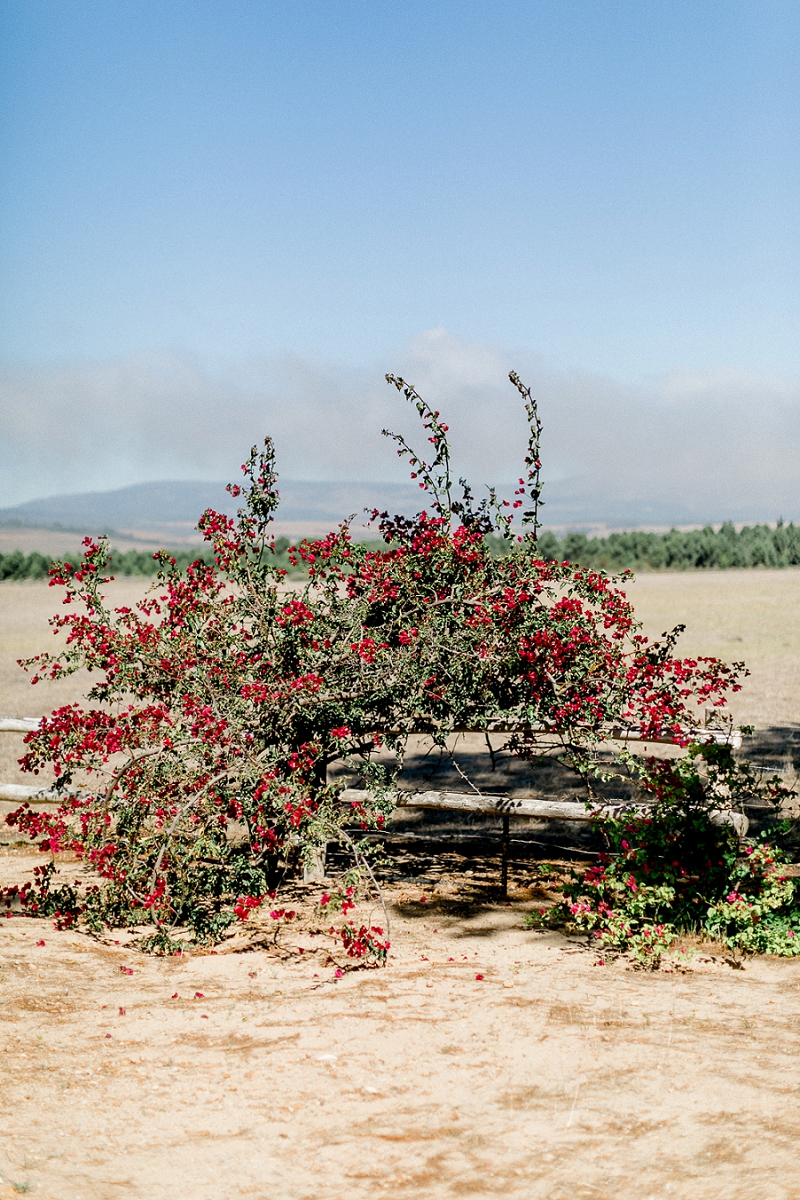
[2,847,800,1200]
[2,572,800,1199]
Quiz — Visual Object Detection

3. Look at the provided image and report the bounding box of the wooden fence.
[1,715,747,892]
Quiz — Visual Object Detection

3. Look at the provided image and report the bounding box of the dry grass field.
[1,570,799,1200]
[626,568,800,733]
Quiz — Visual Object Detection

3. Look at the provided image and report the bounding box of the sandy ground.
[0,580,158,792]
[2,847,800,1200]
[3,567,799,721]
[1,572,800,1199]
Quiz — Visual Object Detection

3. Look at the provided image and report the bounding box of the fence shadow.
[329,726,800,871]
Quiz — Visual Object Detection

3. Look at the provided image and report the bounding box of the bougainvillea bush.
[541,742,799,965]
[4,373,754,955]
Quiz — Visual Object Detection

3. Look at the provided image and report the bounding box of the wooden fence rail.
[339,787,749,893]
[0,714,747,892]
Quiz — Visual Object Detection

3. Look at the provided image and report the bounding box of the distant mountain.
[0,478,784,542]
[0,479,423,537]
[0,481,231,531]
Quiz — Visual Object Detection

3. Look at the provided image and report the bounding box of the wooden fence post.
[303,758,328,883]
[500,814,510,898]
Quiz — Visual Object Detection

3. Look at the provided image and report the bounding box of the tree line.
[493,520,800,571]
[3,523,800,581]
[0,546,210,581]
[0,539,306,581]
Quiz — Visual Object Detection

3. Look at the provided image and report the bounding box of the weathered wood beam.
[0,718,40,733]
[385,724,741,748]
[341,787,619,822]
[0,715,743,748]
[0,783,67,802]
[339,787,749,837]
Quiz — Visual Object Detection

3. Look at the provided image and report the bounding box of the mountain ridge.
[0,478,787,539]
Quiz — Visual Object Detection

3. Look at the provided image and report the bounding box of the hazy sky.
[1,1,798,514]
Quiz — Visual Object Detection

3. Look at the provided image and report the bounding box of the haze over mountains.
[0,480,419,544]
[4,331,798,541]
[0,480,419,531]
[0,476,789,551]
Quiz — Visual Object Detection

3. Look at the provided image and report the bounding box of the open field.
[1,571,799,1199]
[3,568,799,721]
[0,518,377,558]
[626,568,800,733]
[0,528,177,558]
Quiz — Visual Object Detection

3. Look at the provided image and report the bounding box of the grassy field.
[626,568,800,731]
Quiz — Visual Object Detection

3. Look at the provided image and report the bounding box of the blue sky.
[0,1,798,514]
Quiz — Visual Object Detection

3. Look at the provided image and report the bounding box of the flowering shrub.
[704,843,800,956]
[4,372,749,955]
[545,744,799,964]
[0,860,84,930]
